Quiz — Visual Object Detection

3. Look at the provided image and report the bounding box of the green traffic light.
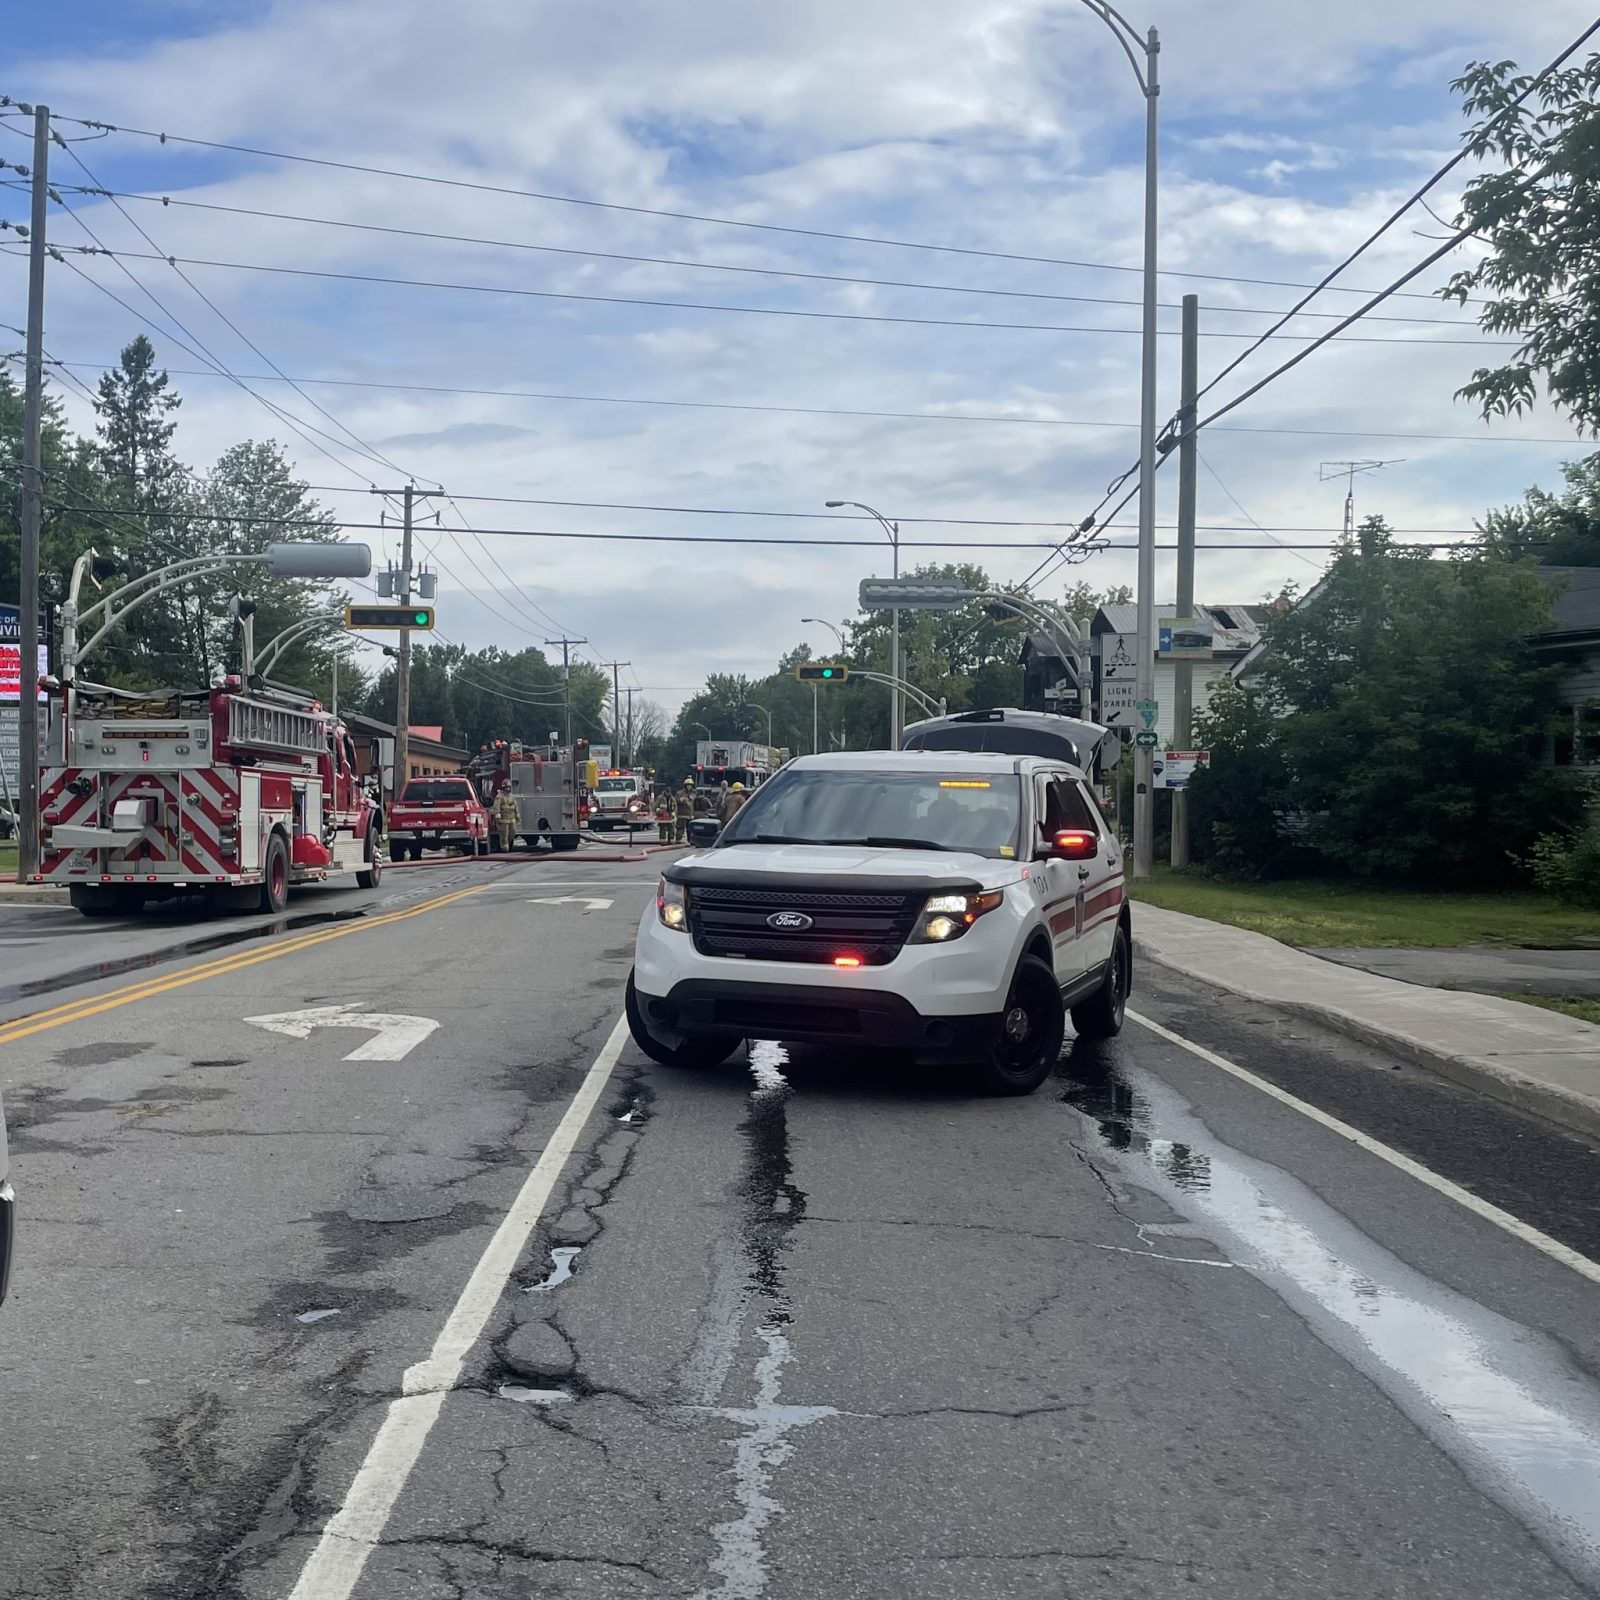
[415,611,429,625]
[821,667,834,678]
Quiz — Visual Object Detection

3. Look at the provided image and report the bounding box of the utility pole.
[596,661,630,764]
[16,103,49,881]
[1171,294,1199,871]
[544,637,587,749]
[624,686,637,769]
[369,483,437,796]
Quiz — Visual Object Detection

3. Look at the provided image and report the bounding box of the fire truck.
[465,736,592,852]
[35,674,385,917]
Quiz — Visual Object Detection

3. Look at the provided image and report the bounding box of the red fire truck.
[465,736,591,852]
[35,675,385,917]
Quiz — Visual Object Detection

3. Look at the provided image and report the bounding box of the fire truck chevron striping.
[36,676,384,917]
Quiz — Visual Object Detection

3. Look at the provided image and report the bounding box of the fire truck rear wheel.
[357,833,382,889]
[260,833,290,914]
[70,884,118,918]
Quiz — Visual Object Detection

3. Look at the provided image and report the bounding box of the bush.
[1530,801,1600,908]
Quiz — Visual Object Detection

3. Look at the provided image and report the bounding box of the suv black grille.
[689,883,923,965]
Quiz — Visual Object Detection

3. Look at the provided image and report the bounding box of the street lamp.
[739,700,773,750]
[1073,0,1160,879]
[801,616,848,753]
[827,499,902,745]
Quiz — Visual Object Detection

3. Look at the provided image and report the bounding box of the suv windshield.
[718,768,1021,859]
[399,780,475,804]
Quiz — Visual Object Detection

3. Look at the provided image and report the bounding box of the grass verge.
[1498,993,1600,1027]
[1130,870,1600,950]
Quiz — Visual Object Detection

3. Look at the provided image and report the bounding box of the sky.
[5,0,1596,718]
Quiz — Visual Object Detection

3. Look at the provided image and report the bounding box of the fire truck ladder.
[228,696,326,758]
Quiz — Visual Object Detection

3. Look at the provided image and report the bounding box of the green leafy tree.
[1444,53,1600,431]
[0,369,111,619]
[1187,679,1296,878]
[1250,517,1579,884]
[1479,454,1600,566]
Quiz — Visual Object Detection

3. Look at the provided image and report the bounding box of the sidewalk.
[1134,903,1600,1142]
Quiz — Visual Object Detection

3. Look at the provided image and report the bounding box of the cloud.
[9,0,1593,717]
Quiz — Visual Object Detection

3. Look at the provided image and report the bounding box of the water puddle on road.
[0,908,366,1006]
[497,1384,575,1405]
[693,1039,837,1600]
[1062,1060,1600,1585]
[523,1246,581,1293]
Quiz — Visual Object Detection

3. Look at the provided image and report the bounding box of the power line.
[23,104,1479,304]
[29,357,1583,447]
[48,185,1483,329]
[33,243,1521,346]
[1188,14,1600,407]
[1197,448,1322,572]
[38,501,1485,547]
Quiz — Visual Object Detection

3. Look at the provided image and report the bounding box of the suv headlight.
[909,888,1004,943]
[657,876,689,932]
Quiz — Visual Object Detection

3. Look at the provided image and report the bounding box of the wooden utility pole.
[16,103,49,881]
[1171,295,1198,869]
[544,637,587,749]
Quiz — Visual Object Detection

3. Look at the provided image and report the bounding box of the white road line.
[287,1013,631,1600]
[1127,1007,1600,1289]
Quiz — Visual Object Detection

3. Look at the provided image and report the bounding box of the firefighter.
[654,787,674,844]
[675,779,695,844]
[720,781,749,825]
[491,784,520,853]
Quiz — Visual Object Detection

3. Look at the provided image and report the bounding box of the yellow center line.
[0,886,488,1046]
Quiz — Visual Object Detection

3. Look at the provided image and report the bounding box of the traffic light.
[795,662,848,682]
[344,603,436,630]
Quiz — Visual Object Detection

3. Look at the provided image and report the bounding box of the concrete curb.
[1133,932,1600,1145]
[0,884,68,904]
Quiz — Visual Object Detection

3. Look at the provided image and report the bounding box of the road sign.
[1159,615,1213,659]
[1100,632,1136,678]
[244,1003,440,1061]
[344,603,436,630]
[858,577,970,612]
[1100,678,1138,726]
[1136,698,1158,730]
[1154,750,1211,790]
[796,663,848,681]
[1135,730,1159,748]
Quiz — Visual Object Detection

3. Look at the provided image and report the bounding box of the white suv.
[627,751,1129,1093]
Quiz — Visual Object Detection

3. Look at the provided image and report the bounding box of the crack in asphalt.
[381,1531,667,1581]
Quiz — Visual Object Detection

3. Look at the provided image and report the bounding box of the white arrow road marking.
[243,1003,441,1062]
[525,895,614,910]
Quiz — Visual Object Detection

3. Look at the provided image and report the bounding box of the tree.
[1444,53,1600,432]
[1479,454,1600,567]
[0,369,111,616]
[1245,517,1579,884]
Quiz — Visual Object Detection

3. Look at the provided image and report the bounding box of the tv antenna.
[1320,459,1404,538]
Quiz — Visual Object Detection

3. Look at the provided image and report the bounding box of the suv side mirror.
[1047,828,1099,860]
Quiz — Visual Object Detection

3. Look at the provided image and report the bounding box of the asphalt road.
[3,857,1599,1600]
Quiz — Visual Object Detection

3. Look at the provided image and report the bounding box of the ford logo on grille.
[767,911,814,931]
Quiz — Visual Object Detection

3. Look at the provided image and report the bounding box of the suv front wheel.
[625,971,742,1070]
[972,955,1065,1096]
[1071,924,1130,1041]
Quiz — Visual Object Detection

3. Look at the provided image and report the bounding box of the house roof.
[343,711,470,760]
[1538,567,1600,639]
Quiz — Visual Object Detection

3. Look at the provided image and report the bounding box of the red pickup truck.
[388,776,491,860]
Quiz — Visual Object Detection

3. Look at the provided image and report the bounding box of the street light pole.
[740,701,773,750]
[1074,2,1159,878]
[801,617,848,755]
[827,500,901,746]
